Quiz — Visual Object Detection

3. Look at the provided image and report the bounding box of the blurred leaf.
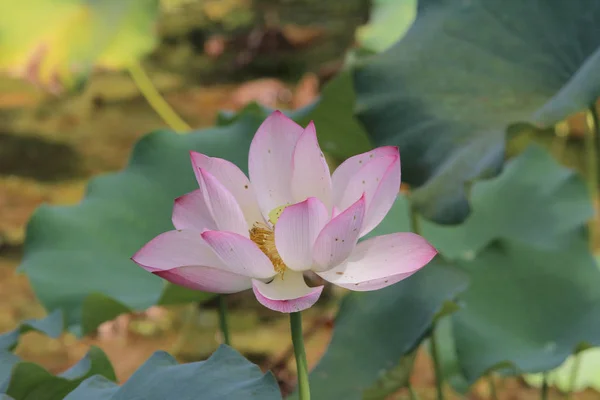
[297,70,373,160]
[64,345,281,400]
[0,352,20,394]
[20,112,264,334]
[433,317,470,394]
[452,239,600,382]
[356,0,417,53]
[290,197,469,400]
[362,349,418,400]
[0,310,63,351]
[0,0,159,90]
[4,346,115,399]
[420,145,593,260]
[524,348,600,393]
[354,0,600,223]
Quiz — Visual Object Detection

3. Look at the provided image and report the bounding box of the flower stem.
[429,330,445,400]
[586,105,600,248]
[566,353,582,399]
[541,372,549,400]
[290,312,310,400]
[407,381,419,400]
[409,203,444,400]
[488,374,498,400]
[127,61,191,133]
[218,295,231,346]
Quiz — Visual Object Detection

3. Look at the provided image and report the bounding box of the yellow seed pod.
[268,205,288,225]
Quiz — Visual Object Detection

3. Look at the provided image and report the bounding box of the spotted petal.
[275,197,329,272]
[190,152,264,227]
[318,233,437,291]
[252,271,323,313]
[248,111,304,217]
[291,122,333,208]
[201,230,276,279]
[333,150,401,236]
[172,189,217,231]
[132,230,251,293]
[312,195,366,272]
[196,168,249,236]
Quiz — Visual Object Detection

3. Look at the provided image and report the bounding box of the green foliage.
[355,0,417,53]
[354,0,600,223]
[290,198,469,399]
[421,145,594,260]
[0,311,62,352]
[64,346,280,400]
[0,0,159,89]
[451,238,600,381]
[0,345,279,400]
[3,346,115,399]
[20,113,264,334]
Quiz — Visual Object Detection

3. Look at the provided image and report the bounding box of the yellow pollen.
[250,222,286,276]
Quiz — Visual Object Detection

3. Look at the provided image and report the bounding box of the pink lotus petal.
[252,271,323,313]
[172,189,218,231]
[248,111,304,217]
[201,230,275,279]
[275,197,328,271]
[334,153,401,237]
[155,265,251,293]
[312,195,366,272]
[196,168,249,236]
[318,233,437,291]
[132,229,226,272]
[332,146,399,207]
[291,122,333,208]
[190,152,264,226]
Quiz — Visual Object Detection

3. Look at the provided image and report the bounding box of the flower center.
[250,222,286,276]
[249,205,289,277]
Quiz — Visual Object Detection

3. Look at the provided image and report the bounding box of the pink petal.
[201,230,275,279]
[196,168,249,236]
[334,152,401,237]
[190,152,264,226]
[155,266,251,293]
[291,122,333,208]
[312,195,366,272]
[172,189,218,231]
[132,230,225,272]
[252,271,323,313]
[331,146,399,206]
[318,233,437,291]
[275,197,329,271]
[248,111,304,217]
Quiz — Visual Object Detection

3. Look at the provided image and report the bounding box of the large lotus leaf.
[0,311,63,351]
[296,71,373,160]
[525,348,600,393]
[2,346,115,399]
[20,113,264,334]
[420,145,594,260]
[64,345,280,400]
[354,0,600,223]
[452,239,600,382]
[289,197,469,399]
[355,0,417,53]
[0,0,159,89]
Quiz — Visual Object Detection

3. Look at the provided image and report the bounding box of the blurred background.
[0,0,598,399]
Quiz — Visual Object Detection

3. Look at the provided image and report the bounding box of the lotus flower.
[132,111,437,313]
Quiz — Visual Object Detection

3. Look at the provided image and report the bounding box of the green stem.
[127,61,191,133]
[566,354,581,399]
[587,106,600,248]
[409,204,444,400]
[541,372,549,400]
[488,374,498,400]
[429,331,445,400]
[218,295,231,346]
[407,381,419,400]
[290,312,310,400]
